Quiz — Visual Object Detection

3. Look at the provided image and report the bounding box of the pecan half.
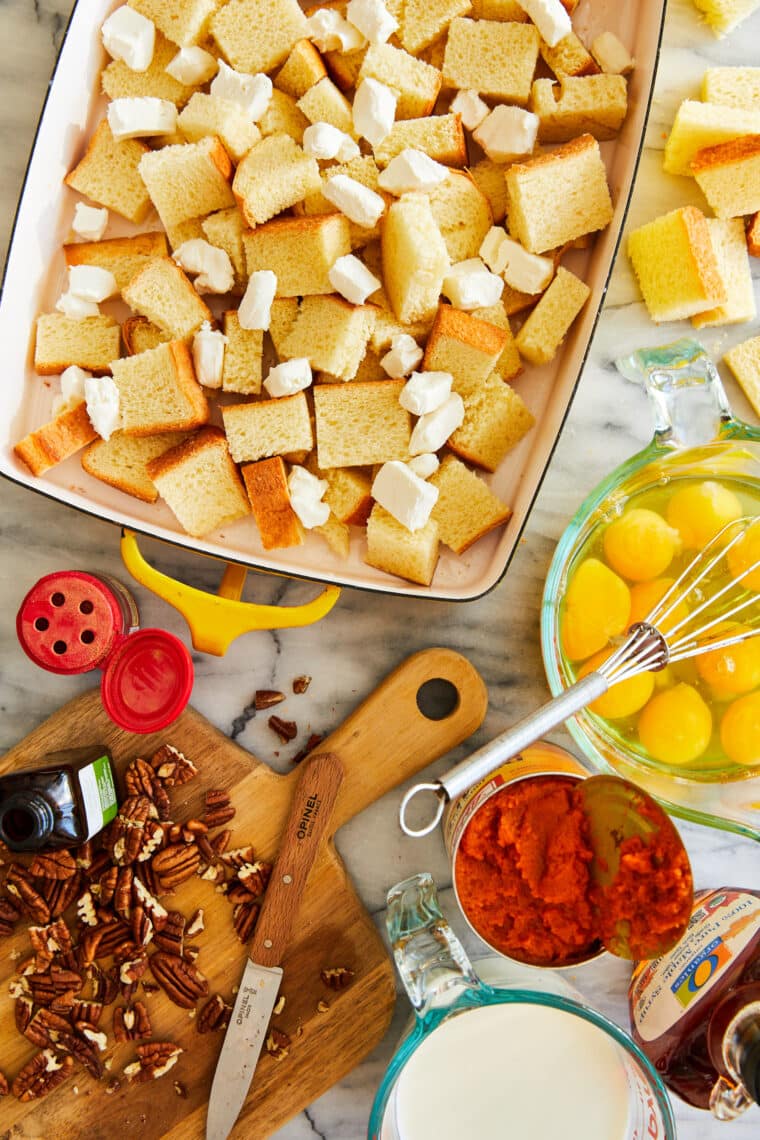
[78,927,107,969]
[320,966,355,990]
[197,994,231,1034]
[150,744,196,786]
[55,1029,103,1079]
[29,850,77,880]
[15,995,33,1036]
[132,905,154,948]
[265,1028,291,1061]
[220,846,257,870]
[153,911,185,956]
[71,1000,103,1027]
[210,830,231,856]
[254,689,286,710]
[114,867,134,922]
[237,861,272,897]
[134,858,163,901]
[232,901,260,944]
[203,790,235,829]
[291,733,323,766]
[12,1049,74,1100]
[124,757,171,821]
[149,952,208,1009]
[119,952,149,987]
[137,819,165,863]
[0,1070,7,1097]
[186,908,205,938]
[24,1007,71,1049]
[29,918,72,957]
[268,715,297,744]
[152,844,200,891]
[292,675,311,694]
[113,1001,152,1043]
[132,875,168,928]
[125,1041,182,1083]
[6,866,50,925]
[86,964,119,1005]
[85,850,111,882]
[94,921,132,959]
[109,796,157,865]
[95,866,118,906]
[0,895,21,936]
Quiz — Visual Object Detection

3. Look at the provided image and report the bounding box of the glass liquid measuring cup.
[368,873,676,1140]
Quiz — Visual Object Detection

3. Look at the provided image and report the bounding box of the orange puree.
[455,777,601,966]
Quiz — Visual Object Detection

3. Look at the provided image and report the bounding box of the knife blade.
[206,750,344,1140]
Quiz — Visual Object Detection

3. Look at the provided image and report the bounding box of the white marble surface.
[0,0,759,1137]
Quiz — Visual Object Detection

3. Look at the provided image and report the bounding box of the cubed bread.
[691,135,760,219]
[81,431,188,502]
[692,217,756,328]
[430,454,511,553]
[540,32,600,78]
[223,393,313,463]
[34,314,121,376]
[15,402,98,476]
[467,158,508,224]
[701,66,760,111]
[148,427,251,538]
[368,296,435,352]
[423,304,508,394]
[443,18,540,103]
[164,217,206,251]
[322,466,373,525]
[233,134,321,227]
[589,31,635,75]
[221,311,264,395]
[101,30,196,106]
[427,170,493,263]
[259,89,311,144]
[64,232,169,293]
[382,194,450,324]
[691,0,760,37]
[724,334,760,416]
[749,212,760,257]
[515,266,590,364]
[296,155,387,248]
[314,380,411,467]
[269,298,301,356]
[365,504,439,585]
[275,38,328,98]
[130,0,215,46]
[201,207,247,292]
[122,257,212,341]
[314,513,351,557]
[243,214,351,296]
[323,44,368,93]
[358,43,442,119]
[279,295,376,380]
[122,316,170,355]
[470,302,522,380]
[398,0,471,54]
[138,136,235,229]
[530,74,628,142]
[627,206,726,323]
[663,100,760,177]
[505,134,613,254]
[373,114,467,168]
[297,77,355,136]
[241,456,304,549]
[112,340,209,436]
[448,372,535,470]
[469,0,527,17]
[177,93,261,162]
[65,120,151,224]
[210,0,308,73]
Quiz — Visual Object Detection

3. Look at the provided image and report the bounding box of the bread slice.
[242,214,351,297]
[223,392,314,463]
[123,316,171,355]
[427,170,493,263]
[129,0,214,46]
[398,0,470,54]
[531,74,628,142]
[112,340,209,436]
[34,314,121,376]
[148,427,250,537]
[691,0,760,37]
[138,136,235,229]
[123,257,212,342]
[314,380,411,467]
[15,402,98,476]
[221,311,263,395]
[275,38,328,98]
[101,30,196,106]
[279,295,376,380]
[241,456,304,549]
[201,207,247,293]
[663,100,760,177]
[540,32,600,79]
[470,302,522,380]
[692,217,756,328]
[443,18,540,103]
[468,159,508,224]
[233,134,321,227]
[373,114,467,168]
[627,206,726,323]
[178,93,261,162]
[429,454,511,553]
[423,304,508,394]
[210,0,307,73]
[382,194,450,324]
[448,373,534,471]
[297,77,355,136]
[64,232,169,294]
[515,266,590,364]
[81,430,188,502]
[701,67,760,111]
[749,212,760,257]
[365,504,439,584]
[692,135,760,219]
[505,134,613,254]
[258,89,310,145]
[358,43,442,119]
[724,334,760,416]
[65,120,151,224]
[269,298,301,356]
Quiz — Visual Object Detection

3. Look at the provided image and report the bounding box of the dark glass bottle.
[0,747,118,852]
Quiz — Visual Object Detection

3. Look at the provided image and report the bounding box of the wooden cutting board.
[0,648,487,1139]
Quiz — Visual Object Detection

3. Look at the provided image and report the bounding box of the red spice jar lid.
[16,571,125,674]
[100,629,194,733]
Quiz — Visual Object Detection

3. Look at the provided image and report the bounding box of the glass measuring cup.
[541,340,760,841]
[368,872,675,1140]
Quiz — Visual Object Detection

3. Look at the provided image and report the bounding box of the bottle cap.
[16,571,124,674]
[100,629,194,733]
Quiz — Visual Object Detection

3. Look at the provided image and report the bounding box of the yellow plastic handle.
[120,529,341,657]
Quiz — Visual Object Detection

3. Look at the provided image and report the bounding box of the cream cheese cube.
[56,293,100,319]
[172,239,234,294]
[479,226,510,274]
[372,460,439,531]
[102,5,155,72]
[210,61,272,121]
[442,259,504,310]
[84,375,121,441]
[473,105,539,164]
[264,358,313,398]
[450,89,489,131]
[328,254,381,304]
[591,32,635,75]
[68,265,118,302]
[165,46,218,86]
[238,270,278,330]
[353,78,397,147]
[306,9,366,52]
[515,0,571,47]
[346,0,398,44]
[407,453,440,479]
[409,393,465,455]
[381,333,424,378]
[288,465,330,528]
[303,122,360,162]
[399,371,453,415]
[492,235,554,294]
[72,203,109,241]
[192,322,227,388]
[322,174,386,228]
[107,97,178,140]
[377,149,449,195]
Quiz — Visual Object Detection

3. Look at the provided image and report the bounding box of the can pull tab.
[399,782,448,838]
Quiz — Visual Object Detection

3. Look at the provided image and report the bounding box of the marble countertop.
[0,0,759,1136]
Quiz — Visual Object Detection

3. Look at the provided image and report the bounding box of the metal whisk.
[400,516,760,838]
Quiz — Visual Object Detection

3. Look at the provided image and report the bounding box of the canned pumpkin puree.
[444,743,605,968]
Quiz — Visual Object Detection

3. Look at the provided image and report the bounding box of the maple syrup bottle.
[629,888,760,1121]
[0,747,118,852]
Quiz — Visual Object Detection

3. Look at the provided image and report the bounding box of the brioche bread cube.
[314,513,351,557]
[423,304,507,394]
[297,77,355,136]
[469,0,527,17]
[221,311,263,395]
[470,302,522,380]
[692,135,760,219]
[210,0,307,73]
[122,316,170,355]
[693,218,756,329]
[164,217,206,251]
[468,159,508,224]
[123,257,212,341]
[280,295,376,380]
[148,427,250,537]
[382,194,450,325]
[233,134,321,227]
[540,32,600,79]
[241,456,304,550]
[749,212,760,257]
[130,0,215,46]
[65,120,151,224]
[223,392,314,462]
[443,18,540,103]
[515,266,590,364]
[258,89,310,144]
[101,30,196,106]
[275,39,328,98]
[702,67,760,111]
[368,297,435,352]
[428,170,493,263]
[373,114,467,168]
[269,298,301,356]
[505,134,613,253]
[322,44,367,93]
[663,101,760,177]
[15,402,98,476]
[81,431,188,502]
[314,380,411,467]
[201,207,246,293]
[430,454,511,553]
[398,0,471,54]
[365,503,439,584]
[448,372,534,470]
[139,136,235,229]
[296,155,387,248]
[530,75,628,142]
[627,206,726,324]
[243,214,351,296]
[691,0,760,37]
[34,314,121,376]
[358,43,442,119]
[64,232,169,294]
[112,340,209,436]
[724,334,760,416]
[178,93,261,162]
[322,466,373,525]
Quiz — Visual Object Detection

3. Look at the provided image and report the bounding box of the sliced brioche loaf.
[122,257,212,341]
[101,30,196,106]
[275,38,328,98]
[34,314,121,376]
[81,430,188,502]
[358,43,442,119]
[15,402,98,476]
[373,114,468,168]
[178,93,261,162]
[65,120,151,224]
[692,135,760,219]
[111,341,209,436]
[241,456,304,549]
[210,0,308,74]
[243,214,351,296]
[314,380,411,467]
[531,74,628,142]
[365,504,440,585]
[448,373,535,470]
[223,392,314,462]
[138,136,235,229]
[701,66,760,111]
[515,266,590,364]
[423,304,508,393]
[724,334,760,416]
[627,206,726,323]
[430,454,511,552]
[233,134,321,227]
[221,311,264,395]
[382,194,450,324]
[148,427,250,537]
[122,316,171,355]
[443,17,540,103]
[64,232,169,293]
[693,217,756,328]
[663,100,760,177]
[428,171,493,263]
[279,295,376,380]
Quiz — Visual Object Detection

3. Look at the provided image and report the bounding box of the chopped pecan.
[268,715,297,744]
[124,757,171,821]
[150,744,196,786]
[132,905,154,948]
[119,952,149,987]
[74,839,94,871]
[105,1077,121,1095]
[174,1080,187,1098]
[24,1007,71,1048]
[113,1001,152,1043]
[152,844,200,891]
[132,875,168,928]
[71,1000,103,1027]
[149,952,208,1009]
[134,857,162,898]
[254,689,286,710]
[265,1028,291,1061]
[291,733,323,766]
[210,829,232,856]
[141,981,160,996]
[5,865,50,924]
[232,901,260,944]
[79,1026,108,1054]
[86,964,119,1005]
[137,819,164,863]
[109,795,158,865]
[29,849,77,880]
[29,918,72,957]
[153,911,185,956]
[186,908,205,938]
[197,994,231,1034]
[226,881,254,906]
[203,789,235,829]
[94,921,132,959]
[12,1049,74,1100]
[237,861,272,897]
[84,849,111,882]
[183,945,200,963]
[320,966,355,991]
[292,674,312,694]
[114,867,134,922]
[124,1041,182,1083]
[78,927,107,969]
[41,867,83,919]
[220,846,257,870]
[14,995,33,1035]
[273,994,286,1016]
[0,895,21,936]
[0,1070,7,1096]
[55,1029,103,1079]
[195,833,216,868]
[95,865,118,906]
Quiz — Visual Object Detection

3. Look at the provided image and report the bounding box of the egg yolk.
[726,519,760,592]
[629,578,690,635]
[665,481,743,549]
[720,692,760,767]
[637,683,712,766]
[562,558,631,661]
[695,623,760,698]
[578,650,655,719]
[603,509,680,582]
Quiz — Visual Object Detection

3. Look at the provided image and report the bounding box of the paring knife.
[206,751,344,1140]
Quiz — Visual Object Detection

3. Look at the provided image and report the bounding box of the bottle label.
[630,890,760,1043]
[79,755,118,839]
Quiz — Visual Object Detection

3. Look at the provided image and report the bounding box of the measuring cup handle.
[120,529,341,656]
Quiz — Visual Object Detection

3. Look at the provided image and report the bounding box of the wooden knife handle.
[248,751,344,968]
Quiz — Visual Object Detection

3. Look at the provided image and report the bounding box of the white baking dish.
[0,0,666,600]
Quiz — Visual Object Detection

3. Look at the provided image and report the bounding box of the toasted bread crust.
[749,212,760,258]
[15,402,97,476]
[508,131,597,178]
[691,133,760,173]
[241,456,304,549]
[147,425,227,481]
[680,205,728,307]
[426,304,509,359]
[64,120,152,224]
